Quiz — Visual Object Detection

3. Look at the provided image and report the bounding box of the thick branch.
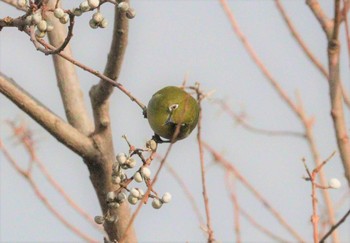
[306,0,333,39]
[328,0,350,186]
[90,0,130,132]
[47,0,93,135]
[86,1,136,242]
[0,73,95,158]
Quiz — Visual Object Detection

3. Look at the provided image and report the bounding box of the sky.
[1,0,350,242]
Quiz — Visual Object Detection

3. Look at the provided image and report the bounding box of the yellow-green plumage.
[147,86,199,141]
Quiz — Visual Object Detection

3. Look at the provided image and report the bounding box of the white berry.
[137,188,144,197]
[141,167,151,179]
[134,172,143,183]
[328,178,341,189]
[106,191,116,202]
[127,157,136,168]
[162,192,172,203]
[92,12,103,23]
[17,0,27,8]
[130,188,140,198]
[128,194,138,205]
[118,2,129,12]
[32,12,42,25]
[25,15,33,25]
[37,20,47,32]
[117,192,126,202]
[35,29,46,38]
[88,0,100,8]
[152,198,163,209]
[72,8,83,17]
[94,215,104,224]
[100,19,108,28]
[112,175,121,184]
[126,8,136,19]
[80,1,91,12]
[146,139,157,151]
[59,14,69,24]
[54,8,65,19]
[116,153,127,164]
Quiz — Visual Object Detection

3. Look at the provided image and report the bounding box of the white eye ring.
[168,104,179,112]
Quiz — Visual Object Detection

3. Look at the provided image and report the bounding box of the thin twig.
[160,156,205,225]
[224,173,241,243]
[195,85,215,243]
[275,0,328,77]
[6,121,102,232]
[343,0,350,70]
[0,139,98,243]
[0,73,95,158]
[220,1,340,240]
[204,142,305,242]
[27,33,146,112]
[319,208,350,243]
[327,0,350,187]
[302,152,336,243]
[306,0,333,38]
[219,0,298,113]
[239,207,289,242]
[215,99,305,138]
[119,141,176,243]
[0,0,27,11]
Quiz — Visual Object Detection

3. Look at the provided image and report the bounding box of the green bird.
[147,86,200,142]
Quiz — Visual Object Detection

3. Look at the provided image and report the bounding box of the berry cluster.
[94,137,172,225]
[17,0,135,39]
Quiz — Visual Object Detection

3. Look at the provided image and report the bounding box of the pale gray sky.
[1,0,349,242]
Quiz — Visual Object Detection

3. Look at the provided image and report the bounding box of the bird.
[147,86,199,142]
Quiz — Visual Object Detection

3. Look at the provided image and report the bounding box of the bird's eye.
[169,104,179,112]
[181,123,188,127]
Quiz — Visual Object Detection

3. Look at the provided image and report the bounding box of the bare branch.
[220,2,339,239]
[29,36,146,113]
[306,0,333,39]
[6,120,102,232]
[161,157,205,225]
[90,0,130,132]
[276,0,350,108]
[215,99,305,138]
[0,73,95,158]
[46,0,93,135]
[120,140,177,243]
[0,139,98,243]
[327,0,350,187]
[320,208,350,243]
[275,0,328,77]
[0,0,27,11]
[195,85,215,243]
[224,173,241,243]
[239,207,289,242]
[219,0,299,114]
[204,141,305,242]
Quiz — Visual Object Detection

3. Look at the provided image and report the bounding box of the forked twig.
[0,139,98,243]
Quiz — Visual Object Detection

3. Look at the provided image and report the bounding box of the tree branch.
[47,0,93,135]
[320,208,350,243]
[0,73,95,158]
[306,0,333,39]
[327,0,350,186]
[90,0,130,132]
[204,141,305,242]
[0,139,98,243]
[276,0,350,109]
[84,1,136,242]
